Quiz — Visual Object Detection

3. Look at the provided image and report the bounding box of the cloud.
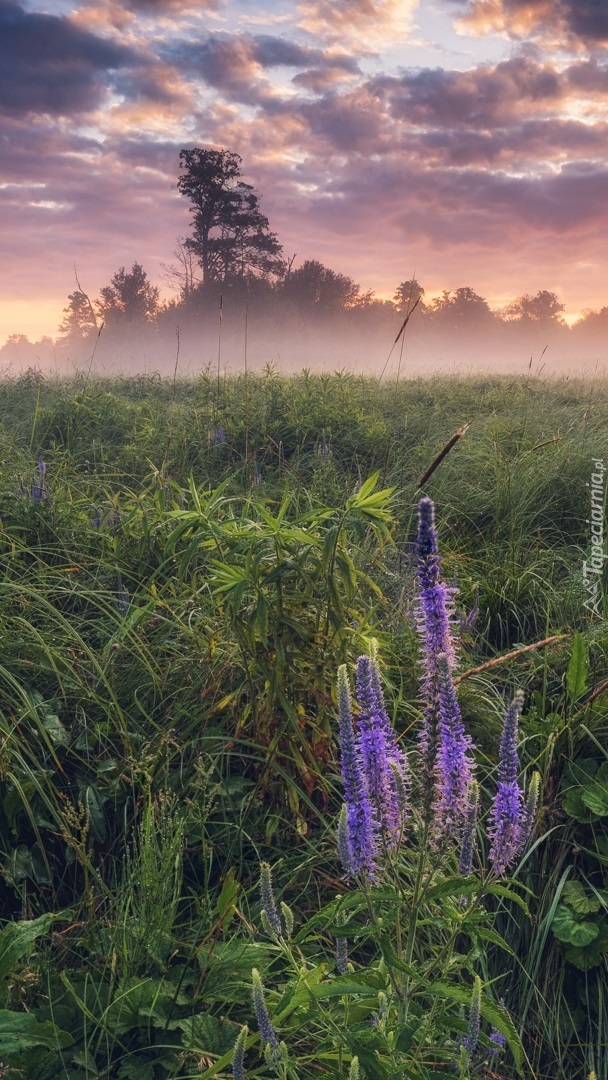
[454,0,608,49]
[0,0,136,115]
[297,0,418,48]
[374,55,563,129]
[168,31,359,103]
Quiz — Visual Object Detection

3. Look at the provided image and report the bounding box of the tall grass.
[0,369,606,1077]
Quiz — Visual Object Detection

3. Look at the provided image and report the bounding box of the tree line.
[4,148,608,367]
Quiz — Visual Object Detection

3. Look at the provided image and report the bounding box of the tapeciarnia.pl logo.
[583,458,606,616]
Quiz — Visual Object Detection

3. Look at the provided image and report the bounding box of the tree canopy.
[177,148,284,286]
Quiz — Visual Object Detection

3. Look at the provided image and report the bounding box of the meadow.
[0,366,606,1080]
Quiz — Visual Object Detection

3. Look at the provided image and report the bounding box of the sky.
[1,0,607,344]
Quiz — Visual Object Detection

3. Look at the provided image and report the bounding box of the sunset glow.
[1,0,607,348]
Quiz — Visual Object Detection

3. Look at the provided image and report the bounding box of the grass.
[0,368,606,1078]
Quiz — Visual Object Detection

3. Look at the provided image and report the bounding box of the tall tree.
[97,263,160,328]
[430,287,495,331]
[58,290,98,342]
[394,279,426,315]
[504,290,565,326]
[177,148,283,286]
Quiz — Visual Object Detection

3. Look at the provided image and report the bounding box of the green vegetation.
[0,368,607,1079]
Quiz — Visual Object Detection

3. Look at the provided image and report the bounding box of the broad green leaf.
[563,924,608,970]
[562,881,601,914]
[0,914,52,983]
[566,632,588,699]
[0,1011,74,1055]
[551,904,599,946]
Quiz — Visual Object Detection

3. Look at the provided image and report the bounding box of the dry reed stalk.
[454,634,568,684]
[416,420,472,491]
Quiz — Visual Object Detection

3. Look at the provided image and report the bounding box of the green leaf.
[215,869,239,929]
[0,1011,74,1055]
[561,881,601,914]
[580,780,608,816]
[566,632,588,699]
[562,924,608,970]
[424,876,478,903]
[0,914,52,983]
[551,904,599,946]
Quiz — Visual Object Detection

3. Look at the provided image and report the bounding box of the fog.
[1,306,607,382]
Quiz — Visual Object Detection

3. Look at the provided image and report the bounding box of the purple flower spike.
[259,862,282,937]
[488,690,527,875]
[335,937,348,974]
[252,969,281,1056]
[355,654,408,847]
[337,665,378,878]
[415,498,459,818]
[433,653,475,843]
[232,1025,248,1080]
[459,779,479,877]
[462,976,482,1060]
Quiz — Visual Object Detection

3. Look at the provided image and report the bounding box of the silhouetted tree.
[177,148,283,286]
[97,263,160,328]
[430,287,494,331]
[282,259,360,313]
[394,279,426,315]
[58,290,98,343]
[504,290,565,326]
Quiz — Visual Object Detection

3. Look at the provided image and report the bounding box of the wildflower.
[462,975,482,1060]
[251,968,281,1056]
[253,462,261,485]
[459,779,479,877]
[460,596,479,633]
[355,653,408,847]
[210,425,225,444]
[348,1057,361,1080]
[259,862,282,937]
[232,1024,248,1080]
[489,1027,507,1056]
[488,691,527,875]
[415,497,459,815]
[433,653,475,842]
[335,936,348,974]
[337,665,378,878]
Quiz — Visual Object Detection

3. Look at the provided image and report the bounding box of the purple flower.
[210,425,225,444]
[459,779,479,877]
[462,975,482,1060]
[460,597,479,633]
[355,654,409,847]
[232,1025,248,1080]
[259,862,282,937]
[252,968,281,1056]
[335,937,348,974]
[433,653,475,843]
[488,690,527,875]
[253,462,261,485]
[415,498,459,817]
[337,664,378,878]
[489,1027,507,1056]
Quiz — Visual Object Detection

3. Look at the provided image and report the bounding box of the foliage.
[0,371,606,1079]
